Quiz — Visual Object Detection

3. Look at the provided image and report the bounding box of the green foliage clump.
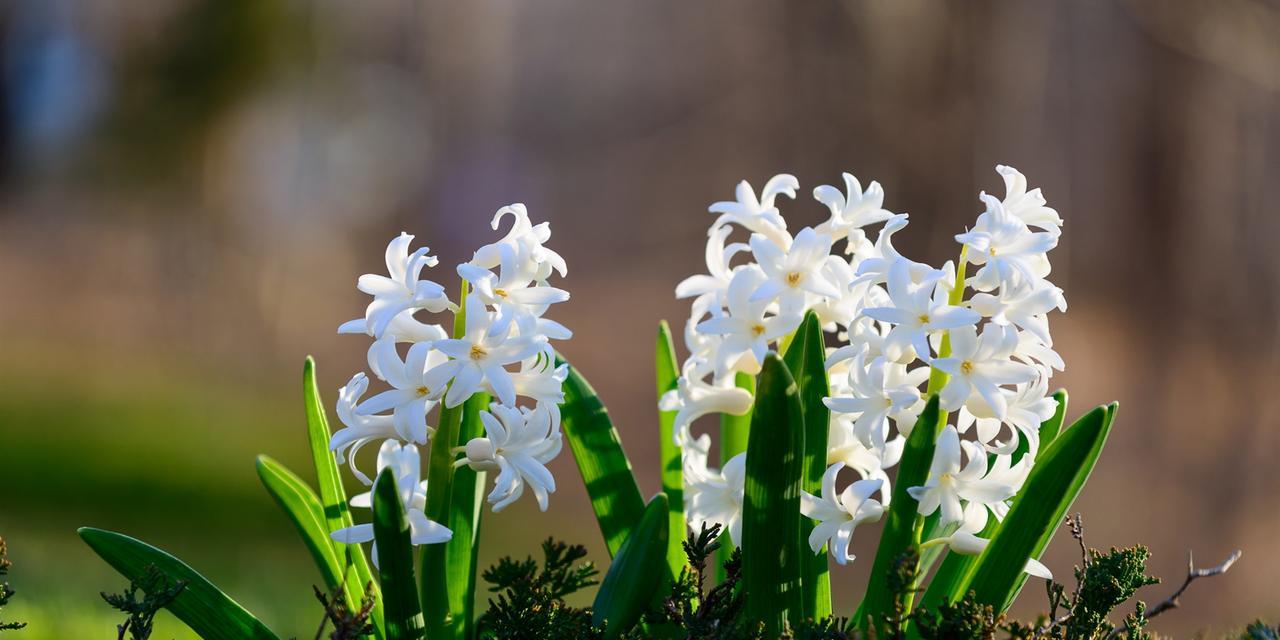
[639,523,762,639]
[478,538,601,639]
[911,594,1005,640]
[1240,621,1280,640]
[312,583,376,640]
[100,563,189,640]
[0,538,24,632]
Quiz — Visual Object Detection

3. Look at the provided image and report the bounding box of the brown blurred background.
[0,0,1277,637]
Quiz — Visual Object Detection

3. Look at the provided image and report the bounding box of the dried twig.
[1108,549,1242,638]
[312,582,376,640]
[1139,549,1241,620]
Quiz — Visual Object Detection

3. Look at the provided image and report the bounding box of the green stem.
[717,371,755,581]
[421,282,471,639]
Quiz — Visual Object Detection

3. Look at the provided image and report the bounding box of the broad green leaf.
[303,357,384,638]
[560,354,647,557]
[741,353,805,636]
[914,390,1070,617]
[960,403,1116,611]
[655,321,687,577]
[78,528,279,640]
[373,469,426,640]
[255,455,346,591]
[782,311,832,620]
[592,493,671,639]
[854,395,941,634]
[422,282,471,639]
[445,391,490,640]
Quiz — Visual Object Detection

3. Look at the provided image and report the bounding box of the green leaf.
[444,391,490,640]
[255,455,346,592]
[960,403,1116,611]
[914,390,1070,617]
[373,469,427,640]
[782,311,832,620]
[854,395,942,634]
[1035,389,1069,460]
[655,320,687,578]
[717,371,755,578]
[741,353,805,636]
[592,493,671,639]
[559,354,647,557]
[78,528,279,640]
[422,282,471,639]
[303,357,384,638]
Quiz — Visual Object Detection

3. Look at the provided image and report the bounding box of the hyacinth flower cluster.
[74,168,1120,640]
[666,166,1065,577]
[329,204,573,554]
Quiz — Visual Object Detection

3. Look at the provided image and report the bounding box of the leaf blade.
[741,353,806,636]
[592,493,671,639]
[655,320,688,578]
[303,357,384,638]
[255,455,346,591]
[783,311,832,621]
[78,528,279,640]
[559,354,647,557]
[373,469,427,640]
[961,403,1116,611]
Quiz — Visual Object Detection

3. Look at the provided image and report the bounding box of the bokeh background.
[0,0,1277,637]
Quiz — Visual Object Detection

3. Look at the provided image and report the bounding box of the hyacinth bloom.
[425,293,549,408]
[800,463,886,565]
[456,404,563,512]
[357,233,453,338]
[330,441,452,563]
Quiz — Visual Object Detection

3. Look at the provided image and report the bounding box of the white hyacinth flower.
[955,194,1058,292]
[683,439,747,546]
[355,339,451,444]
[426,293,549,408]
[823,346,923,449]
[958,371,1058,455]
[330,372,399,484]
[357,233,453,338]
[813,173,896,256]
[696,267,798,377]
[906,426,1025,527]
[709,174,798,244]
[862,258,980,363]
[331,441,452,565]
[994,165,1062,232]
[748,227,842,316]
[456,403,563,512]
[931,324,1039,419]
[825,414,902,500]
[660,363,754,445]
[968,280,1066,346]
[800,462,886,565]
[675,224,750,310]
[922,503,1051,579]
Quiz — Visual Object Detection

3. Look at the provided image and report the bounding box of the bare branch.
[1143,549,1242,619]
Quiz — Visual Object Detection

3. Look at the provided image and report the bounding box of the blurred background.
[0,0,1276,637]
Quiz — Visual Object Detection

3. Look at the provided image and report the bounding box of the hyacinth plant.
[75,167,1122,639]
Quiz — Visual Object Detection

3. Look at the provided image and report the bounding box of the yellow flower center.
[960,360,974,375]
[416,385,431,397]
[469,345,488,361]
[494,288,508,298]
[750,323,766,337]
[988,247,998,257]
[786,272,802,287]
[917,314,930,324]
